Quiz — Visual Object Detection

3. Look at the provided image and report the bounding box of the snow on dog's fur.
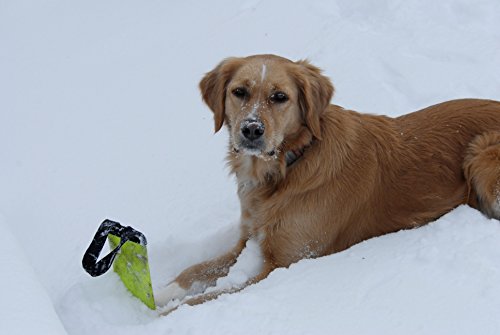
[157,54,500,312]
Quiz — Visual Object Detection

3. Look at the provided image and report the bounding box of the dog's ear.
[199,58,243,133]
[291,60,334,140]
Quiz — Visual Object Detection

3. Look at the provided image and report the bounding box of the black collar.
[285,146,308,167]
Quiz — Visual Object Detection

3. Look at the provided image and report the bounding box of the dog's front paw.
[155,281,188,307]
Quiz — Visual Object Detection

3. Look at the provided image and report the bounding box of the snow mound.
[0,217,67,335]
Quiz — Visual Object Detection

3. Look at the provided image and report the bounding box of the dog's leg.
[464,132,500,219]
[186,261,274,304]
[160,262,275,315]
[155,237,247,307]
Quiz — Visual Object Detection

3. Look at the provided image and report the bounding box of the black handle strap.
[82,219,147,277]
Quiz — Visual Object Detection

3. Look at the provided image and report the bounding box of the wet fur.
[160,54,500,312]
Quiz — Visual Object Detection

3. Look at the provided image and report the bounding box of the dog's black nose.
[241,121,264,141]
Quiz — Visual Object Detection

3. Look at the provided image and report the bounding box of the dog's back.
[395,98,500,219]
[315,99,500,253]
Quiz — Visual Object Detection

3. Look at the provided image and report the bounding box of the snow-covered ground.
[1,1,500,334]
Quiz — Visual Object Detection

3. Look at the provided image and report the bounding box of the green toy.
[82,219,156,310]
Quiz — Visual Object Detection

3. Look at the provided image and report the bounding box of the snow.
[0,217,67,335]
[1,0,500,334]
[261,64,267,83]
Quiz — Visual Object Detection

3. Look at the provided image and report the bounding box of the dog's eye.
[270,92,289,103]
[232,87,248,99]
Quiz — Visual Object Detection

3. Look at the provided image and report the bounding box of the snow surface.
[1,0,500,334]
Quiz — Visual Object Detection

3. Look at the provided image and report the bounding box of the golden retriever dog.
[156,54,500,311]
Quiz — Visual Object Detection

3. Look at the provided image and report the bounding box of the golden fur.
[159,54,500,312]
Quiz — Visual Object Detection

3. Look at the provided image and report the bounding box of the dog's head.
[199,54,334,159]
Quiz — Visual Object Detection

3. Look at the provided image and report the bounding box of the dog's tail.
[464,132,500,219]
